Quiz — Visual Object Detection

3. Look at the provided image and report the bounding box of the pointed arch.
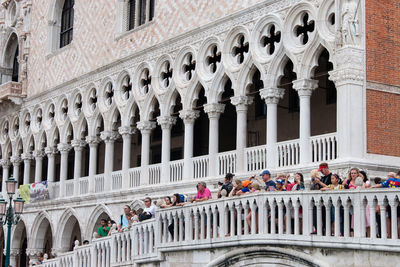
[30,211,54,255]
[85,204,113,239]
[2,31,19,82]
[56,208,83,252]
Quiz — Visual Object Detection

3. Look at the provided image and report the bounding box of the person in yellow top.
[320,174,344,191]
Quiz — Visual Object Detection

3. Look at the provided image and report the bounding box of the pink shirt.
[195,188,212,200]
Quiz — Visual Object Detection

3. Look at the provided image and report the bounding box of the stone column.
[204,103,225,177]
[33,150,45,183]
[231,96,253,174]
[0,159,10,198]
[57,143,72,197]
[71,140,86,196]
[179,110,199,180]
[157,116,176,184]
[260,88,285,168]
[136,121,156,185]
[10,156,22,186]
[293,79,318,165]
[21,153,33,185]
[9,249,20,267]
[119,126,135,188]
[86,136,100,193]
[45,147,57,183]
[100,131,120,191]
[329,47,365,160]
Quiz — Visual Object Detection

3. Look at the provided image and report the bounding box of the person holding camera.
[218,173,234,198]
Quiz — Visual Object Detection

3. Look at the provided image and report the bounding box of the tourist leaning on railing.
[192,181,212,202]
[228,179,243,197]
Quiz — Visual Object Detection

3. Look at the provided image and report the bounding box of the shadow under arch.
[207,247,327,267]
[85,204,113,239]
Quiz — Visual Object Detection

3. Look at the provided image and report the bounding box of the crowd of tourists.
[95,162,400,239]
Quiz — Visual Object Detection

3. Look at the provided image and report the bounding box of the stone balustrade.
[37,189,400,267]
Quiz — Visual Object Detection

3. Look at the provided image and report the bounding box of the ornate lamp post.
[0,175,25,267]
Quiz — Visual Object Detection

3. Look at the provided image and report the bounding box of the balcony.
[0,81,26,105]
[37,189,400,266]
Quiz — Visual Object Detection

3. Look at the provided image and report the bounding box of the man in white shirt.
[141,197,156,221]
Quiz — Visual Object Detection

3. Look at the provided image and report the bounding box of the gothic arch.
[11,218,29,251]
[185,81,208,110]
[56,208,83,252]
[1,31,19,83]
[29,212,54,255]
[84,204,113,239]
[207,247,327,267]
[299,43,335,80]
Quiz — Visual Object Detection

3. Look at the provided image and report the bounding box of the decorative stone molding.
[85,136,101,146]
[21,152,33,161]
[10,155,22,166]
[204,103,225,119]
[57,143,72,153]
[9,248,20,257]
[136,121,156,134]
[292,79,319,97]
[179,110,200,124]
[33,150,46,159]
[0,159,11,167]
[45,147,58,155]
[100,131,120,142]
[157,116,177,130]
[260,87,285,104]
[118,126,136,136]
[231,96,254,112]
[71,139,87,150]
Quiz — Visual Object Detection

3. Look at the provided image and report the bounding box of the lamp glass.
[6,176,17,195]
[0,199,7,216]
[14,197,24,215]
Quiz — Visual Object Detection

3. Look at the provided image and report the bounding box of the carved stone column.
[260,87,285,168]
[137,121,156,185]
[45,147,57,183]
[86,136,101,193]
[204,103,225,177]
[157,116,176,184]
[33,150,46,183]
[231,96,253,174]
[57,143,72,197]
[21,153,33,185]
[100,131,120,191]
[71,139,86,196]
[10,155,22,186]
[179,110,199,180]
[0,159,10,198]
[119,126,135,188]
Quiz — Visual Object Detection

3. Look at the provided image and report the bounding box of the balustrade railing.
[311,133,338,162]
[192,155,209,179]
[245,145,267,172]
[79,176,89,195]
[170,159,184,182]
[112,170,123,190]
[149,164,161,185]
[277,139,300,167]
[128,167,141,188]
[39,189,400,267]
[218,150,237,176]
[50,182,60,199]
[95,174,105,193]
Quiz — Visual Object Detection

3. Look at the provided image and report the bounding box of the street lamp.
[0,175,25,267]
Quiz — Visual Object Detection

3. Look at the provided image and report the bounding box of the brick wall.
[366,0,400,156]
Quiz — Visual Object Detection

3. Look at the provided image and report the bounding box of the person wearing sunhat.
[318,162,332,186]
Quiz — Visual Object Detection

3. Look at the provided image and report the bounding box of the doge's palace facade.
[0,0,399,266]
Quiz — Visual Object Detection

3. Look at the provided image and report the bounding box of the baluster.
[150,225,154,253]
[344,201,350,238]
[163,214,168,243]
[116,235,121,262]
[251,201,257,235]
[97,244,101,266]
[294,200,300,235]
[106,242,111,267]
[101,243,106,267]
[184,209,192,242]
[237,203,243,236]
[200,208,206,240]
[230,204,235,236]
[133,228,139,256]
[258,198,267,234]
[390,199,398,240]
[270,201,276,234]
[194,209,199,240]
[327,138,331,160]
[244,201,249,235]
[206,206,212,240]
[173,211,178,242]
[144,226,149,254]
[322,139,327,161]
[179,211,184,242]
[334,199,341,237]
[317,200,323,236]
[286,200,292,235]
[325,200,332,237]
[278,200,284,234]
[379,199,387,239]
[369,198,377,239]
[122,234,127,262]
[221,203,228,237]
[213,206,219,238]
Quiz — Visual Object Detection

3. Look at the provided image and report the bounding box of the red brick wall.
[366,0,400,85]
[366,0,400,156]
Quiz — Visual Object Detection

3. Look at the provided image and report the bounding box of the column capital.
[45,147,58,155]
[260,87,285,104]
[10,156,22,165]
[21,153,34,161]
[231,96,254,112]
[86,136,101,146]
[179,109,200,124]
[118,126,136,136]
[137,121,156,134]
[71,139,87,150]
[157,116,177,130]
[57,143,72,153]
[292,79,319,97]
[9,248,20,257]
[0,159,11,168]
[33,150,46,159]
[204,103,225,119]
[100,131,120,142]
